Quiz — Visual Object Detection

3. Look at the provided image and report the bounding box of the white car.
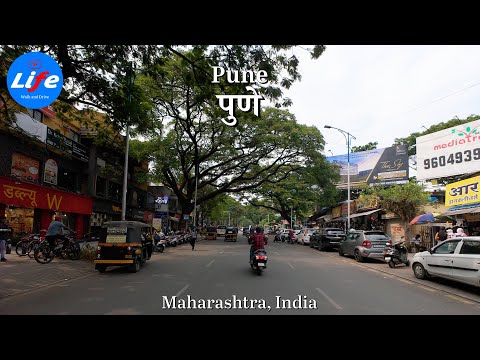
[411,237,480,288]
[298,228,316,246]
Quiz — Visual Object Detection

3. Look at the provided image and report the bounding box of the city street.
[1,235,480,315]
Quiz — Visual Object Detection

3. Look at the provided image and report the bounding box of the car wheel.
[413,263,427,280]
[354,249,364,262]
[338,247,344,256]
[97,265,106,273]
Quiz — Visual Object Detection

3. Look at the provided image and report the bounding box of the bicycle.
[34,232,80,264]
[15,233,40,257]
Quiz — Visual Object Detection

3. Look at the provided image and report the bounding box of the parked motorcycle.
[384,241,410,268]
[250,249,268,275]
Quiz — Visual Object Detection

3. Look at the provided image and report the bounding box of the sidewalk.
[0,252,94,299]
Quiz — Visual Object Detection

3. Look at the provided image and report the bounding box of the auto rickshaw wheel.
[97,265,106,273]
[129,257,141,273]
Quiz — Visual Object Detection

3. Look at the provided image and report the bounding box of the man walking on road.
[0,216,12,262]
[190,226,197,251]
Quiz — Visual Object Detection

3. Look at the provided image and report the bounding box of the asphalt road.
[2,235,480,315]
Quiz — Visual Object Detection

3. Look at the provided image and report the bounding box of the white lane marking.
[206,259,215,268]
[287,262,295,270]
[417,285,436,293]
[175,284,190,297]
[316,287,343,310]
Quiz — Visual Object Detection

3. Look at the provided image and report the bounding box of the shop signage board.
[46,127,89,162]
[445,176,480,208]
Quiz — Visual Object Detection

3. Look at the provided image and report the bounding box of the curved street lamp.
[324,125,356,231]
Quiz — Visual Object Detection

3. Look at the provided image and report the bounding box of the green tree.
[246,157,340,224]
[363,181,429,239]
[351,141,378,153]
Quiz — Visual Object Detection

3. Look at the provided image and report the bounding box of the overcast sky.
[282,45,480,157]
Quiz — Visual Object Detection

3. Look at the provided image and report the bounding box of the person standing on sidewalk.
[0,216,12,262]
[190,226,197,251]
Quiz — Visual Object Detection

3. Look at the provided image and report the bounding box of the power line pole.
[121,63,133,221]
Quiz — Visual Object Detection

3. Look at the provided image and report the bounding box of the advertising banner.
[46,127,89,162]
[445,176,480,208]
[0,176,92,214]
[326,145,409,188]
[416,120,480,180]
[11,153,40,182]
[44,158,58,185]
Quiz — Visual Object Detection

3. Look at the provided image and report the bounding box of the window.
[57,168,77,192]
[434,240,461,254]
[108,181,122,202]
[96,177,107,197]
[27,109,43,122]
[460,241,480,255]
[68,129,80,143]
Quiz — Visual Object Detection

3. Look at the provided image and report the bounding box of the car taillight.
[362,241,372,247]
[96,246,101,253]
[386,242,392,246]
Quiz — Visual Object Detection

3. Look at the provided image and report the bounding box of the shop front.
[0,176,93,238]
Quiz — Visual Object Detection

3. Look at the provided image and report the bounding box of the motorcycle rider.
[249,226,268,264]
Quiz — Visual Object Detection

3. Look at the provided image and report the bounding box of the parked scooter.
[383,241,410,268]
[250,249,268,275]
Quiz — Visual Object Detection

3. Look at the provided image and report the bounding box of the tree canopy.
[351,141,378,153]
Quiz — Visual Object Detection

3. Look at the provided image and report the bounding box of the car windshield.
[327,229,343,235]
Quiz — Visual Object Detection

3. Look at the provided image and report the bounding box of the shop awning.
[442,206,480,216]
[348,209,382,219]
[318,215,332,222]
[330,217,346,222]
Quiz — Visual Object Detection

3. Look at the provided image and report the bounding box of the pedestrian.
[434,226,448,245]
[0,216,12,262]
[454,228,467,237]
[190,226,197,251]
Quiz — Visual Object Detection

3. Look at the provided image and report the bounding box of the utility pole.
[121,63,133,221]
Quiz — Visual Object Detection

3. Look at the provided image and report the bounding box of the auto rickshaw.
[205,226,217,240]
[224,226,237,242]
[94,221,153,273]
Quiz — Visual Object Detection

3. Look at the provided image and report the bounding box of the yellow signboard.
[331,206,341,219]
[445,176,480,207]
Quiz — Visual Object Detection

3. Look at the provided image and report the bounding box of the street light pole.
[324,125,356,232]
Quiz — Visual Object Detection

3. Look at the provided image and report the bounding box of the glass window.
[68,129,80,143]
[460,241,480,255]
[57,168,77,192]
[434,240,460,254]
[96,177,106,197]
[27,109,43,122]
[108,181,122,202]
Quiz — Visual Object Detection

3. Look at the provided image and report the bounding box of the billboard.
[326,145,409,188]
[416,119,480,180]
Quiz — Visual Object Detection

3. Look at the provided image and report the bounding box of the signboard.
[11,153,40,182]
[331,206,342,219]
[46,127,89,162]
[445,176,480,208]
[388,222,405,241]
[154,195,169,211]
[154,212,169,219]
[416,119,480,180]
[13,112,47,142]
[0,176,93,214]
[44,159,58,185]
[153,218,162,231]
[326,145,409,188]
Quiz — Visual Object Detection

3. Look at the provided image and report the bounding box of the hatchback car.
[339,230,390,262]
[411,237,480,287]
[299,228,317,246]
[217,225,227,236]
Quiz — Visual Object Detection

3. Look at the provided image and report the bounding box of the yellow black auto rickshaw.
[205,226,217,240]
[94,221,153,273]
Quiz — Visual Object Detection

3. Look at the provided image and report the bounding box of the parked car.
[298,228,317,246]
[339,230,390,262]
[310,228,345,250]
[411,237,480,287]
[217,225,227,237]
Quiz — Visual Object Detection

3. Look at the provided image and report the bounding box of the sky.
[281,45,480,158]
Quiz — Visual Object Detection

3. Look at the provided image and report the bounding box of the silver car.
[411,237,480,287]
[339,230,391,262]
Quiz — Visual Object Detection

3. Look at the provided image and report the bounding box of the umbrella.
[409,212,451,225]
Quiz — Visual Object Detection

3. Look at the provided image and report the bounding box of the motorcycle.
[383,241,410,268]
[273,233,282,242]
[250,249,268,275]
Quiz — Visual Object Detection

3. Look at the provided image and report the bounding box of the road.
[1,235,480,315]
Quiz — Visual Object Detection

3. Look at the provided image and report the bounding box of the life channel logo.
[7,52,63,109]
